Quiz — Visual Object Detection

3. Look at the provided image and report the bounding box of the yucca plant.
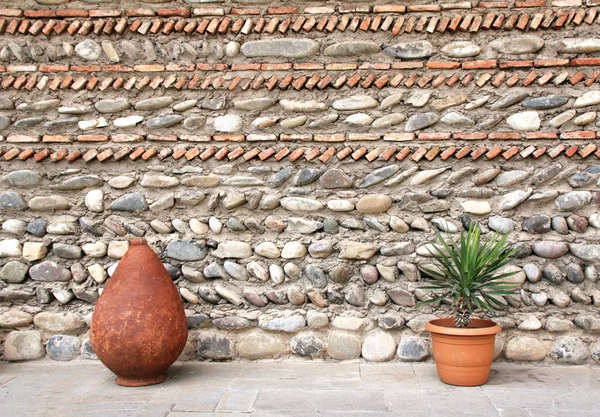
[420,224,518,328]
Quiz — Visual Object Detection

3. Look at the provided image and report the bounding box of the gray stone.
[134,97,174,111]
[75,39,102,60]
[46,335,81,361]
[555,191,592,211]
[303,265,327,288]
[233,97,277,111]
[550,337,589,364]
[146,114,183,129]
[29,261,71,282]
[241,39,319,58]
[523,264,541,282]
[294,168,322,186]
[404,112,438,132]
[55,180,97,202]
[196,331,233,360]
[387,289,416,307]
[0,261,28,283]
[111,192,148,212]
[542,264,564,285]
[0,192,27,210]
[324,41,381,56]
[1,170,42,188]
[522,96,568,110]
[441,41,480,58]
[53,243,82,259]
[359,165,400,188]
[26,218,47,236]
[94,98,129,113]
[490,35,544,54]
[165,240,207,261]
[213,316,252,330]
[397,336,430,361]
[291,333,324,357]
[491,92,530,110]
[522,215,551,233]
[569,244,600,262]
[384,40,435,59]
[260,315,305,333]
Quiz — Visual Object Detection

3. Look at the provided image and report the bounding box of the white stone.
[255,242,280,259]
[461,200,492,215]
[0,239,21,257]
[82,242,107,258]
[84,189,104,213]
[213,114,243,132]
[87,263,107,283]
[281,242,307,259]
[506,111,541,131]
[108,241,129,259]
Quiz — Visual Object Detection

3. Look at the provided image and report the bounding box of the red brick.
[418,132,452,141]
[561,131,596,140]
[462,60,497,70]
[427,61,460,70]
[24,10,56,18]
[526,132,558,140]
[515,0,545,6]
[565,145,579,157]
[502,146,520,159]
[489,132,521,140]
[486,146,503,159]
[440,147,457,160]
[411,146,428,162]
[533,59,570,67]
[499,60,533,69]
[373,5,407,13]
[454,132,487,140]
[571,58,600,66]
[267,7,298,15]
[395,147,411,161]
[520,145,536,158]
[477,1,509,7]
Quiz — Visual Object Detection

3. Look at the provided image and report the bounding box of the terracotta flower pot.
[90,238,188,387]
[425,318,501,387]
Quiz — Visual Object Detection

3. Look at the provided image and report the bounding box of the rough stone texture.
[0,1,598,365]
[3,331,45,361]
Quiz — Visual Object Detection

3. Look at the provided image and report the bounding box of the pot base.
[115,374,166,387]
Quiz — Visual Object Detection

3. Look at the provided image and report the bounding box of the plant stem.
[454,297,471,328]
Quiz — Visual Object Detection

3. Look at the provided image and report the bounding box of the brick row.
[0,7,597,37]
[1,143,597,164]
[0,69,598,92]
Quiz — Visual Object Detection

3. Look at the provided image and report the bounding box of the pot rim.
[425,318,501,336]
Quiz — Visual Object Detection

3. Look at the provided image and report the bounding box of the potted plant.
[421,224,518,386]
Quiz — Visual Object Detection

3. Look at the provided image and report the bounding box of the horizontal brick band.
[0,6,596,37]
[1,68,598,92]
[1,143,597,164]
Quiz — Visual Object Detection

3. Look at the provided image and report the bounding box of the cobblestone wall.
[1,0,600,365]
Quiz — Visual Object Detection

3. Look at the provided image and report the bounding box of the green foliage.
[420,223,518,327]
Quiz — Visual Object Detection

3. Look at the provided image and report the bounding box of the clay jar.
[90,238,188,387]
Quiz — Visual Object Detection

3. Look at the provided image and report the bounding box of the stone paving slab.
[0,361,599,417]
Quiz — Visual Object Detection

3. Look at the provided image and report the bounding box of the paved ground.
[0,361,599,417]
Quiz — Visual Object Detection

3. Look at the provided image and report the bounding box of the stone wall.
[1,0,600,365]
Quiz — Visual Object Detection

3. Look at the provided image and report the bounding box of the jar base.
[115,374,166,387]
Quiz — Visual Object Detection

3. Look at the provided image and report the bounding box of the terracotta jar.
[90,238,188,387]
[426,318,501,386]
